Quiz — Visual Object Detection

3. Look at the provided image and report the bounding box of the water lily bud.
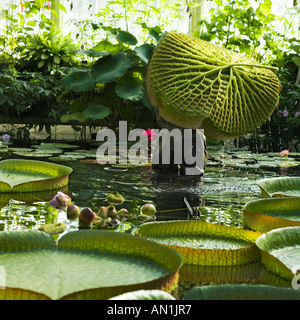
[107,206,117,218]
[141,204,156,216]
[98,206,109,219]
[67,204,80,220]
[117,208,129,216]
[79,208,96,224]
[50,191,71,209]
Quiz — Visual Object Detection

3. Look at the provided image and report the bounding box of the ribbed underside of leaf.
[138,220,262,266]
[147,32,281,140]
[244,197,300,232]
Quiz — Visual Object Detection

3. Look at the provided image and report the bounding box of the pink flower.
[295,112,300,117]
[280,149,290,158]
[142,129,158,141]
[49,191,72,209]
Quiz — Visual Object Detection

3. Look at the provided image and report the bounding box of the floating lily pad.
[0,230,182,300]
[37,143,78,149]
[244,197,300,232]
[0,159,72,193]
[138,220,262,266]
[257,177,300,198]
[255,227,300,281]
[182,284,300,300]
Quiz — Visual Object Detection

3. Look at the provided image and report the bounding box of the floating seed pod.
[146,32,281,140]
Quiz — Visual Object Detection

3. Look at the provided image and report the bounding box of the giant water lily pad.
[257,177,300,198]
[255,227,300,281]
[0,159,72,193]
[137,220,262,266]
[146,32,281,140]
[244,197,300,232]
[182,284,300,300]
[0,230,182,300]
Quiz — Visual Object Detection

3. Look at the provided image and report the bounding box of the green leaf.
[182,284,300,300]
[256,227,300,280]
[0,159,72,193]
[55,2,67,13]
[257,177,300,198]
[147,32,281,140]
[77,49,111,58]
[83,104,111,120]
[60,112,88,123]
[61,70,95,92]
[115,30,138,46]
[115,82,144,101]
[138,220,262,266]
[0,230,183,300]
[91,53,132,83]
[53,55,61,64]
[38,61,45,68]
[134,44,154,66]
[93,40,127,54]
[243,197,300,232]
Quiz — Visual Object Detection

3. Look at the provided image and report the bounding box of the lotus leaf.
[146,32,281,140]
[137,220,262,266]
[244,197,300,232]
[0,159,72,193]
[91,52,132,83]
[255,227,300,280]
[182,284,300,300]
[0,230,182,300]
[257,177,300,198]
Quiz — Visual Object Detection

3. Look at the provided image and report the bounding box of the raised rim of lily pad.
[257,177,300,198]
[0,159,73,193]
[137,220,262,266]
[182,284,300,300]
[243,197,300,232]
[255,226,300,281]
[0,230,182,300]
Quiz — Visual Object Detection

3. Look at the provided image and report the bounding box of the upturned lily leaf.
[91,53,132,83]
[0,160,72,193]
[138,220,262,266]
[257,177,300,198]
[243,197,300,232]
[182,284,300,300]
[146,32,281,140]
[109,289,175,300]
[0,230,182,300]
[255,227,300,281]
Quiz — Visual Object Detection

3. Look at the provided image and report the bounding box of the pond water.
[0,141,299,298]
